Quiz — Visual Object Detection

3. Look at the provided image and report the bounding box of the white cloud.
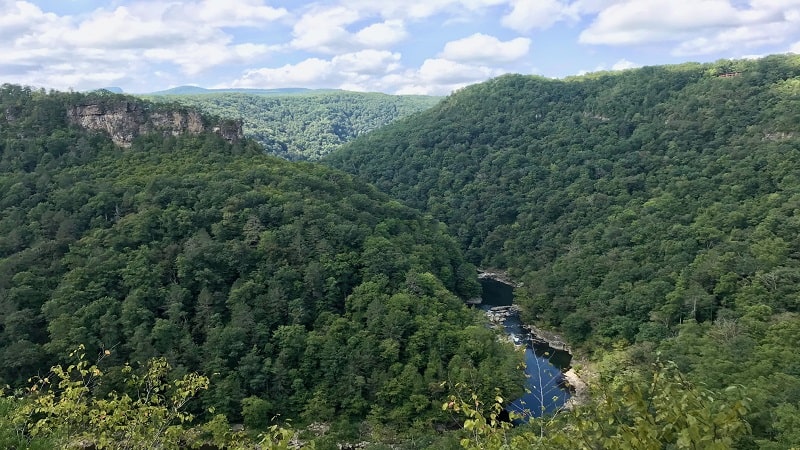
[0,1,61,40]
[672,22,792,55]
[338,0,508,21]
[440,33,531,64]
[144,43,274,75]
[790,41,800,53]
[63,6,201,50]
[176,0,288,28]
[418,58,501,84]
[385,58,505,94]
[580,0,744,45]
[236,58,335,86]
[501,0,576,32]
[230,50,402,89]
[580,0,800,56]
[290,6,360,53]
[229,53,505,96]
[576,58,640,74]
[289,7,411,54]
[0,0,290,90]
[355,20,408,48]
[611,58,640,70]
[334,49,403,74]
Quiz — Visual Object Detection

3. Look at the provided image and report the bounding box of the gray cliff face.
[66,101,242,147]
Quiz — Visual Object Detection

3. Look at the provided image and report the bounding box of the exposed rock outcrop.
[763,131,797,141]
[477,269,520,287]
[66,100,243,147]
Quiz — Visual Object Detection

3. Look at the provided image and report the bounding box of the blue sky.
[2,0,799,95]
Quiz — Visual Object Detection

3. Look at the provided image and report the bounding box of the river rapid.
[478,278,572,421]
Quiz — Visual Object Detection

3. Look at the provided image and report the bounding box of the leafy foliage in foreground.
[1,346,300,449]
[2,351,751,450]
[326,54,800,446]
[0,85,522,433]
[145,91,440,160]
[445,362,751,450]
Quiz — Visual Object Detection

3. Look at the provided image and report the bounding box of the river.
[478,278,572,422]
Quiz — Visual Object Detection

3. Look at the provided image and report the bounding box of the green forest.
[1,54,799,449]
[145,91,439,160]
[0,85,522,448]
[327,54,800,448]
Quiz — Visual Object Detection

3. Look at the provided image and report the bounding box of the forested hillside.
[0,85,523,445]
[146,91,439,160]
[327,54,800,448]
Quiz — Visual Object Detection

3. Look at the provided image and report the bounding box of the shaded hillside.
[0,85,521,433]
[146,91,440,160]
[326,55,800,446]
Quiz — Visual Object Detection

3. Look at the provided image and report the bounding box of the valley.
[1,53,799,449]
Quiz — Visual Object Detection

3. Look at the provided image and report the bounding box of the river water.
[478,278,571,421]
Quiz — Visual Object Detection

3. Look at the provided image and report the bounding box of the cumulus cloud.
[288,7,411,54]
[354,20,408,48]
[144,43,274,76]
[672,22,792,55]
[611,58,640,70]
[174,0,288,28]
[387,58,506,95]
[502,0,576,32]
[579,0,744,45]
[230,50,402,89]
[440,33,531,64]
[0,0,291,90]
[0,1,61,41]
[289,6,361,53]
[338,0,508,21]
[580,0,800,56]
[230,53,504,95]
[418,58,502,84]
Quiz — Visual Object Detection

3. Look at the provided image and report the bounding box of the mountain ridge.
[326,54,800,445]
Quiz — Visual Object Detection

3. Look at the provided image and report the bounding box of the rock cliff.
[67,100,243,147]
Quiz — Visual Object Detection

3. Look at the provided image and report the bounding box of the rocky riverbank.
[477,269,520,287]
[563,368,590,410]
[523,324,571,353]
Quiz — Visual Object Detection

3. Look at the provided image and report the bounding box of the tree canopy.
[145,91,440,160]
[326,54,800,447]
[0,85,520,439]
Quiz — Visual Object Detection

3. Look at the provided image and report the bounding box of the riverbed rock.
[485,305,520,324]
[523,324,571,353]
[563,368,590,409]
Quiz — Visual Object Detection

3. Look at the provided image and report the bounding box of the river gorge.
[478,278,573,421]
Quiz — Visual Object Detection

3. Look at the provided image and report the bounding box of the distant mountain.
[97,86,124,93]
[144,90,441,160]
[148,85,325,95]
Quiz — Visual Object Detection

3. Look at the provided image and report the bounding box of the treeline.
[326,54,800,447]
[0,85,522,440]
[145,91,440,160]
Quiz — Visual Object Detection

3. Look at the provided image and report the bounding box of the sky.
[2,0,799,95]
